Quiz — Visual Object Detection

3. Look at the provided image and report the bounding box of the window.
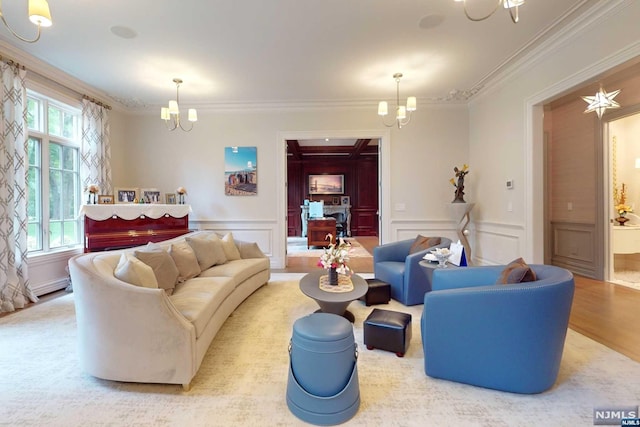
[27,92,82,252]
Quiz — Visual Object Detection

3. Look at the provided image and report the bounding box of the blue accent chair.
[373,237,452,306]
[420,264,575,394]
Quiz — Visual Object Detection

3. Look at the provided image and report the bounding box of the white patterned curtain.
[80,99,112,194]
[0,62,36,313]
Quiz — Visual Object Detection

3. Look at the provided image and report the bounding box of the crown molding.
[469,0,630,105]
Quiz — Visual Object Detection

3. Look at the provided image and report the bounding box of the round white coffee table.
[299,270,368,322]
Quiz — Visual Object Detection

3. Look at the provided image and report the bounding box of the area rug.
[1,272,639,426]
[287,237,372,258]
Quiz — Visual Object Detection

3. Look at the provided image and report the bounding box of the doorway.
[276,129,391,270]
[607,110,640,291]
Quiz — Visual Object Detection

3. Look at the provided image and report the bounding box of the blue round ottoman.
[286,313,360,425]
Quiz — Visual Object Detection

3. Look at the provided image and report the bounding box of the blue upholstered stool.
[286,313,360,425]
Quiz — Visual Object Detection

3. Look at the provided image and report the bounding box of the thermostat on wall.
[506,180,514,189]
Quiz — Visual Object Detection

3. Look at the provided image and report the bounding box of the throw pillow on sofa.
[409,235,442,254]
[134,243,180,294]
[186,235,227,270]
[114,253,159,288]
[169,241,201,282]
[221,232,241,261]
[236,240,266,259]
[496,257,537,284]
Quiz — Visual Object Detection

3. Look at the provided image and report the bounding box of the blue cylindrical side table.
[286,313,360,425]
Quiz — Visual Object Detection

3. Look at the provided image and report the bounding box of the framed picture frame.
[224,146,258,196]
[165,193,177,204]
[308,174,344,195]
[332,196,340,205]
[141,188,161,203]
[341,196,350,206]
[98,194,114,204]
[114,187,139,204]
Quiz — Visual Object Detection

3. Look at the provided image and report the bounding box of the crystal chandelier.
[454,0,525,24]
[377,73,417,129]
[160,78,198,132]
[0,0,52,43]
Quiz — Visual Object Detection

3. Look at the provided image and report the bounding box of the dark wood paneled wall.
[287,156,378,237]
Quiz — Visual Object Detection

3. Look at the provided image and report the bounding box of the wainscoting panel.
[388,219,458,244]
[191,219,283,267]
[473,221,525,266]
[551,221,596,278]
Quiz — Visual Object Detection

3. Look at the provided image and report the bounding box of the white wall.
[468,0,640,265]
[109,105,469,267]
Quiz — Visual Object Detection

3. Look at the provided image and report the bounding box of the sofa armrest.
[373,239,412,263]
[431,265,504,291]
[69,254,197,385]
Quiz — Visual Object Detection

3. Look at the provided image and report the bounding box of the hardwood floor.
[4,235,640,363]
[278,236,640,363]
[570,275,640,362]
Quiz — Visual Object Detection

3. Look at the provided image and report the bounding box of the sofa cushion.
[186,235,227,270]
[134,243,180,294]
[221,232,241,261]
[169,241,201,282]
[199,258,270,287]
[496,258,537,284]
[409,235,442,254]
[114,253,158,288]
[170,277,236,338]
[237,240,266,259]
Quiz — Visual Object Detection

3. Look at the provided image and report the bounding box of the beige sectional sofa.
[68,230,270,390]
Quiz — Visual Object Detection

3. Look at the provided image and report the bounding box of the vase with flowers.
[614,183,633,226]
[84,184,99,204]
[317,233,351,285]
[176,187,187,204]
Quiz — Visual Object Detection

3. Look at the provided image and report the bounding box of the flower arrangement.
[176,187,187,204]
[84,184,99,194]
[318,233,351,275]
[84,184,99,204]
[449,164,469,203]
[614,183,632,216]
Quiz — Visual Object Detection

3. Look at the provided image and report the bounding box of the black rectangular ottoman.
[359,279,391,306]
[363,308,412,357]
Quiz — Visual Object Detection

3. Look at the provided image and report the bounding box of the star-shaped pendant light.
[582,85,621,119]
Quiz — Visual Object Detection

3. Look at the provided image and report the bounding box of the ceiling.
[0,0,600,111]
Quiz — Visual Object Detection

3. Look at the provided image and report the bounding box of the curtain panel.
[81,99,112,195]
[0,62,37,313]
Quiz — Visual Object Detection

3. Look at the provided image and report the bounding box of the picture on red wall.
[308,174,344,195]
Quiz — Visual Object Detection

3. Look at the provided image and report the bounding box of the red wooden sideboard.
[80,204,191,252]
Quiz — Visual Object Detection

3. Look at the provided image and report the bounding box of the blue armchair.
[420,264,574,394]
[373,237,452,306]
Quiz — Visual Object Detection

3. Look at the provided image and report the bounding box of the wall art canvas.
[225,146,257,196]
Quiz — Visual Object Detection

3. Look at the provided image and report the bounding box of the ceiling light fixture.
[453,0,524,24]
[582,84,621,119]
[378,73,416,129]
[0,0,52,43]
[160,78,198,132]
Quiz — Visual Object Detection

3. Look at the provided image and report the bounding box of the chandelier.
[581,84,621,119]
[160,78,198,132]
[378,73,417,129]
[454,0,525,24]
[0,0,52,43]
